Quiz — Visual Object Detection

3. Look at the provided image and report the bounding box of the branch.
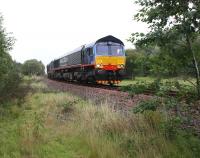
[184,78,196,87]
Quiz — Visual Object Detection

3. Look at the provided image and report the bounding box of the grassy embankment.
[0,77,200,158]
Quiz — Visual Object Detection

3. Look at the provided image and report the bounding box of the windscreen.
[96,43,124,56]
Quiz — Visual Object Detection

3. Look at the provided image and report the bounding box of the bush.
[121,79,197,102]
[0,14,22,103]
[0,59,22,102]
[120,79,161,96]
[133,99,160,113]
[120,81,149,95]
[160,116,182,139]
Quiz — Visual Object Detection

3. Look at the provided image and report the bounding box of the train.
[47,35,126,85]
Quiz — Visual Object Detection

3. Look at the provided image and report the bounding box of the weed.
[133,99,160,113]
[33,112,45,141]
[60,100,79,115]
[143,111,163,130]
[120,81,148,96]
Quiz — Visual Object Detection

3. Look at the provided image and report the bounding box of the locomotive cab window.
[96,44,109,56]
[110,45,124,56]
[96,43,124,56]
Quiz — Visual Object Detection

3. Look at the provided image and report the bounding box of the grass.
[120,76,196,87]
[0,77,200,158]
[120,76,198,101]
[120,77,155,86]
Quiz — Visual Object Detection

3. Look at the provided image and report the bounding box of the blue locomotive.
[47,35,126,84]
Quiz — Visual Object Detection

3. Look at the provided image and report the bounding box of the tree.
[0,14,21,101]
[125,49,138,78]
[13,61,23,73]
[22,59,45,76]
[0,15,14,80]
[130,0,200,98]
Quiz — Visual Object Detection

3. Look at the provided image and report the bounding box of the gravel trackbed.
[44,78,153,112]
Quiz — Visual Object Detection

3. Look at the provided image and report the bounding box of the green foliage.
[121,78,198,101]
[133,99,160,113]
[120,79,161,95]
[133,100,200,157]
[13,61,23,73]
[125,49,138,78]
[125,46,198,77]
[161,116,182,140]
[32,112,45,141]
[22,59,45,76]
[120,81,147,95]
[0,14,21,102]
[1,78,200,158]
[131,0,200,45]
[130,0,200,97]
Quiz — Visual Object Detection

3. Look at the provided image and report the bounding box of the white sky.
[1,0,148,66]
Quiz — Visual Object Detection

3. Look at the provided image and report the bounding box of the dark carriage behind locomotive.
[47,35,126,84]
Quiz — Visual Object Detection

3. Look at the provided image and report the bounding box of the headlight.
[96,64,103,68]
[120,64,125,68]
[117,64,125,68]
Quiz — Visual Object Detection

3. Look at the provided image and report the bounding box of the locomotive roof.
[52,35,124,61]
[54,46,83,61]
[96,35,124,45]
[85,35,124,48]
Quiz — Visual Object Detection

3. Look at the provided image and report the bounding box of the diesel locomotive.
[47,35,126,85]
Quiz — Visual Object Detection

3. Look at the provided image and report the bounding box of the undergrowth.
[0,77,200,158]
[120,79,197,102]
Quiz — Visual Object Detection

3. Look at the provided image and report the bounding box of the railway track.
[48,78,181,98]
[45,78,153,111]
[51,79,121,91]
[143,89,178,97]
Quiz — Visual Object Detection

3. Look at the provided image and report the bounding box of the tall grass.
[1,78,200,158]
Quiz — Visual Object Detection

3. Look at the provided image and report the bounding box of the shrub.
[133,99,160,113]
[121,79,198,102]
[160,116,182,139]
[0,57,22,102]
[0,14,22,103]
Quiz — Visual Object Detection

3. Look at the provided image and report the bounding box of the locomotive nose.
[95,56,125,71]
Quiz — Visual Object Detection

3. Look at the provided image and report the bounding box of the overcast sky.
[1,0,148,66]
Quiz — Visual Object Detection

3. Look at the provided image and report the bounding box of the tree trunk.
[186,35,200,99]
